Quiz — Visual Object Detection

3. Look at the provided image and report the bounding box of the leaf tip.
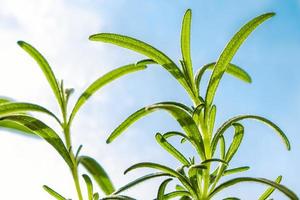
[106,138,112,144]
[185,9,192,15]
[17,40,26,47]
[42,185,48,190]
[268,12,276,17]
[123,169,129,175]
[89,33,101,41]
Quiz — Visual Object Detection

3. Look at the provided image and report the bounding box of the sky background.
[0,0,300,199]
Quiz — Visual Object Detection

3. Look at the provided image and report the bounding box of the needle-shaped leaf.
[219,136,226,159]
[176,185,186,191]
[102,195,136,200]
[188,164,207,179]
[113,172,172,195]
[0,102,60,123]
[89,33,194,98]
[155,133,190,165]
[258,176,282,200]
[0,99,38,136]
[181,9,193,83]
[82,174,93,200]
[1,115,73,168]
[202,158,228,165]
[125,162,184,178]
[161,191,191,200]
[0,97,13,104]
[192,103,205,125]
[195,62,251,93]
[205,13,275,107]
[69,61,149,124]
[125,162,196,196]
[79,155,115,195]
[209,177,298,200]
[211,115,290,155]
[223,166,250,176]
[107,102,205,159]
[43,185,67,200]
[208,105,217,136]
[157,178,173,200]
[0,119,37,136]
[163,131,191,143]
[93,193,99,200]
[17,41,63,110]
[225,123,244,162]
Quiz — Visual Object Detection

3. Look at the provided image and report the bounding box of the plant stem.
[194,96,212,200]
[201,135,212,199]
[72,160,84,200]
[62,104,84,200]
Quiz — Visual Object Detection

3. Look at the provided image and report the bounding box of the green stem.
[61,97,84,200]
[201,141,211,199]
[64,124,84,200]
[72,161,84,200]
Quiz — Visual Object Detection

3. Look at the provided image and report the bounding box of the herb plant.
[90,9,298,199]
[0,41,150,200]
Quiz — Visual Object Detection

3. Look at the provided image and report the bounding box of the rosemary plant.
[0,41,149,200]
[90,9,298,199]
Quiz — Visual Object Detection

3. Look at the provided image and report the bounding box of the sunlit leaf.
[69,61,149,124]
[102,195,136,200]
[258,176,282,200]
[181,9,193,84]
[202,158,227,165]
[219,136,226,159]
[43,185,67,200]
[93,193,99,200]
[107,102,205,159]
[157,178,173,200]
[1,115,73,168]
[161,191,191,199]
[112,172,172,195]
[79,155,115,195]
[192,103,205,125]
[82,174,93,200]
[155,133,190,165]
[195,62,251,93]
[208,105,217,136]
[17,41,64,110]
[223,166,250,176]
[0,97,13,104]
[163,131,191,144]
[209,177,298,199]
[211,115,290,155]
[89,33,195,98]
[0,102,60,123]
[225,123,244,162]
[0,119,36,136]
[205,13,275,107]
[124,162,195,196]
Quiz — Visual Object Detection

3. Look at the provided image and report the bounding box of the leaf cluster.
[0,41,151,199]
[0,8,298,200]
[89,9,297,200]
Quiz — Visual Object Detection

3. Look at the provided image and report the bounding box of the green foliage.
[90,9,298,200]
[1,7,297,200]
[43,185,67,200]
[258,176,283,200]
[79,156,115,195]
[0,41,149,200]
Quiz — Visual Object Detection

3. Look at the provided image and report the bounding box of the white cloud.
[0,0,163,199]
[0,0,127,199]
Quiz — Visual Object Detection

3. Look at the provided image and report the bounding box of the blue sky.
[0,0,300,199]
